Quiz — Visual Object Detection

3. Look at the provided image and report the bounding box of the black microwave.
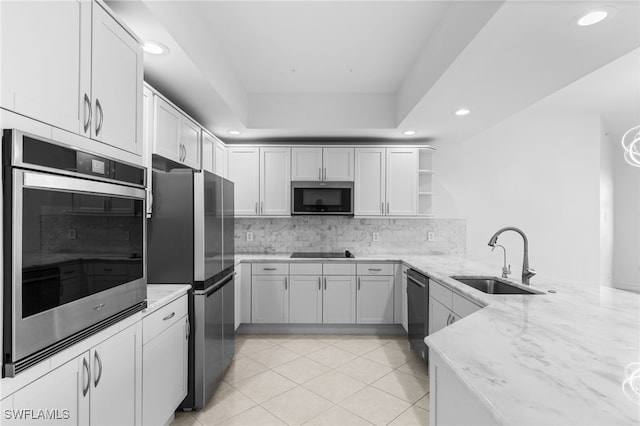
[291,181,354,215]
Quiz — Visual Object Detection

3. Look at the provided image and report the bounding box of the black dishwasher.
[407,269,429,364]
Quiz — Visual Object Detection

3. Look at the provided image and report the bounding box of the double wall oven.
[2,129,147,377]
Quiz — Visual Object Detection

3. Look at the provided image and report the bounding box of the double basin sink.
[450,276,543,295]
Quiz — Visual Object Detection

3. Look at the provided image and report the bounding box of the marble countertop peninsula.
[146,284,191,313]
[237,252,640,425]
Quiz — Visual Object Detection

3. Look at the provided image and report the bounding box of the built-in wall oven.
[2,129,147,377]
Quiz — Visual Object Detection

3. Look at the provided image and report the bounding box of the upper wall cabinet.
[214,139,228,178]
[151,94,201,170]
[202,131,216,173]
[291,147,354,181]
[1,1,143,156]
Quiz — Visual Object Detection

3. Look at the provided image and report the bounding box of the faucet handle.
[525,267,536,277]
[502,264,511,278]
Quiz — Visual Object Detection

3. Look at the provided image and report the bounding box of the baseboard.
[236,323,406,335]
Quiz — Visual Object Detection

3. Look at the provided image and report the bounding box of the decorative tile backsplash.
[235,217,466,255]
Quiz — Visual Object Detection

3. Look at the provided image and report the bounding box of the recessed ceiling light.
[403,130,416,136]
[574,7,615,26]
[454,108,470,116]
[142,41,169,55]
[228,130,241,135]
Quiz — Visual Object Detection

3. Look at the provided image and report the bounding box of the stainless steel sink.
[449,276,542,295]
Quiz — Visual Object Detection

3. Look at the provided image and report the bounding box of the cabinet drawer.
[143,295,188,345]
[430,280,453,308]
[290,263,322,275]
[323,263,356,276]
[357,263,394,276]
[452,293,483,318]
[252,263,289,275]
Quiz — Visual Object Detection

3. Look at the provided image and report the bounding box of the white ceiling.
[106,1,640,144]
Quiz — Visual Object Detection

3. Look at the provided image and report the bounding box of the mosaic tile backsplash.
[235,217,466,256]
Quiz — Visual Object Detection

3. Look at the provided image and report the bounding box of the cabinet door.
[323,276,356,324]
[202,132,215,173]
[153,96,181,163]
[3,354,89,426]
[429,297,452,335]
[214,139,228,178]
[356,276,394,324]
[181,116,201,170]
[291,147,323,181]
[142,316,188,426]
[289,275,322,323]
[260,147,291,216]
[386,148,417,216]
[324,148,354,181]
[251,276,289,323]
[90,324,141,426]
[355,148,386,215]
[1,1,84,134]
[91,2,143,155]
[228,147,260,215]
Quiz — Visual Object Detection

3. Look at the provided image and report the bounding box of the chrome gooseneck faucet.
[488,227,536,285]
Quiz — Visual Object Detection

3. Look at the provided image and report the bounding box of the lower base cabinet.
[0,323,142,426]
[356,275,394,324]
[251,275,289,323]
[323,276,356,324]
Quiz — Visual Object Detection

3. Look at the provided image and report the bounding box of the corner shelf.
[417,148,434,217]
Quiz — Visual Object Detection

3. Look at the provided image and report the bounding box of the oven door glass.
[21,187,144,317]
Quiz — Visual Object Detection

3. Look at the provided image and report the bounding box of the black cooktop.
[290,251,354,259]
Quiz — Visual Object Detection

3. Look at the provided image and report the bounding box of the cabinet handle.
[324,277,327,290]
[318,277,321,291]
[381,202,384,215]
[83,93,92,134]
[163,312,176,321]
[148,191,154,212]
[183,144,187,161]
[284,276,287,290]
[358,277,361,290]
[263,267,277,271]
[95,98,103,136]
[368,268,382,272]
[179,144,183,161]
[323,168,326,181]
[94,350,103,388]
[186,317,190,340]
[319,168,322,180]
[387,202,390,215]
[261,201,264,214]
[82,357,90,397]
[446,313,451,326]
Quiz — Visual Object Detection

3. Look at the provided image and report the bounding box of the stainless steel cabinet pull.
[381,202,384,215]
[318,277,321,291]
[284,276,287,290]
[183,145,187,161]
[263,267,276,271]
[83,93,92,134]
[93,303,105,311]
[324,277,327,290]
[261,201,264,214]
[368,268,382,272]
[94,351,102,387]
[163,312,176,321]
[95,98,103,136]
[357,277,361,290]
[186,317,190,340]
[323,168,326,181]
[386,202,390,215]
[82,357,90,397]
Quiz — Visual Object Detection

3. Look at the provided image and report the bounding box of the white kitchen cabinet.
[215,139,228,178]
[228,146,260,215]
[90,2,143,155]
[142,297,188,426]
[152,94,201,170]
[1,355,89,426]
[429,297,454,335]
[1,1,142,157]
[202,131,216,173]
[291,147,354,181]
[251,275,289,323]
[355,148,386,215]
[386,148,418,216]
[429,280,482,334]
[260,147,291,215]
[323,276,357,324]
[357,275,394,324]
[89,323,141,426]
[289,275,323,323]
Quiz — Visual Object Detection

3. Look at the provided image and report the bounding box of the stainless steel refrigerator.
[147,169,235,410]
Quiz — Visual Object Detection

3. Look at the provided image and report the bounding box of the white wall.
[433,111,602,286]
[599,120,614,287]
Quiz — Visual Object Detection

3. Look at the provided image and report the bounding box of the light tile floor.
[172,335,430,426]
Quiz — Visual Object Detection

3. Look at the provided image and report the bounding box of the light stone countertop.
[237,253,640,425]
[146,284,191,314]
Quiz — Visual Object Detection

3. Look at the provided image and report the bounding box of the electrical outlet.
[246,231,254,242]
[427,231,435,242]
[372,232,380,242]
[67,229,77,240]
